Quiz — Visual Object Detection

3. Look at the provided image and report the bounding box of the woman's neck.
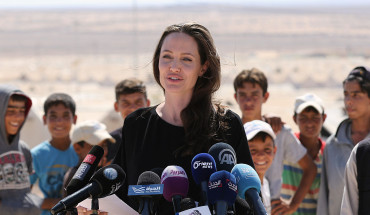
[157,93,192,126]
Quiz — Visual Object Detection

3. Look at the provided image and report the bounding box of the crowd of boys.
[1,65,369,215]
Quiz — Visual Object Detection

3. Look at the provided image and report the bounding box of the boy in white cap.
[63,120,115,196]
[244,120,277,215]
[281,93,326,215]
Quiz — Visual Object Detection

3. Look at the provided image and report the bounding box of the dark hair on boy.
[43,93,76,116]
[233,68,268,96]
[11,94,28,102]
[251,132,275,146]
[343,66,370,97]
[293,106,322,118]
[115,78,147,101]
[10,94,32,113]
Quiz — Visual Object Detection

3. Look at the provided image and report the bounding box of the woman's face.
[158,32,206,96]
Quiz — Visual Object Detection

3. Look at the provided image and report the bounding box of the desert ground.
[1,5,370,149]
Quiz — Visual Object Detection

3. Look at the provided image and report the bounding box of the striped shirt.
[281,133,325,215]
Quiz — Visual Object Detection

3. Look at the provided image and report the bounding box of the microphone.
[191,153,217,206]
[51,164,125,215]
[180,198,196,211]
[208,142,237,172]
[179,197,213,215]
[161,165,189,214]
[234,196,253,214]
[66,145,104,195]
[127,171,163,215]
[208,170,238,215]
[231,164,267,215]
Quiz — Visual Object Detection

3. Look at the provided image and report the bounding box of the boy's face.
[114,92,150,120]
[343,80,370,120]
[294,108,326,139]
[43,104,77,139]
[5,99,26,137]
[248,135,276,177]
[234,82,269,121]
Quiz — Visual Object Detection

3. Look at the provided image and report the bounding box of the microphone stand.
[56,207,78,215]
[90,197,99,215]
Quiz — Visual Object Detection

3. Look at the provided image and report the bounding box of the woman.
[113,22,254,214]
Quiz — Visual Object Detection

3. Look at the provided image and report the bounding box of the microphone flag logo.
[83,154,96,165]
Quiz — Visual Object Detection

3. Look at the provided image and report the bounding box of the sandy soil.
[1,5,370,148]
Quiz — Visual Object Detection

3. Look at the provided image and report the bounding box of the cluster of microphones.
[51,143,267,215]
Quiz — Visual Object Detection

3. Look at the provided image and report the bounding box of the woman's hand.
[76,206,108,215]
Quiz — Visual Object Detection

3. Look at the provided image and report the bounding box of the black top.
[107,127,122,162]
[113,106,254,214]
[356,138,370,215]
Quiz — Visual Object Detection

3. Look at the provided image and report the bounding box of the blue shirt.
[30,141,78,215]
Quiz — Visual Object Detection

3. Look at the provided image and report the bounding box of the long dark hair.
[152,22,226,156]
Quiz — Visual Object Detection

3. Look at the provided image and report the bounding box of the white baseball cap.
[294,93,324,114]
[244,120,276,141]
[71,120,115,145]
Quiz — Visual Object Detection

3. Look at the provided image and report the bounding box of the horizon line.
[1,1,370,10]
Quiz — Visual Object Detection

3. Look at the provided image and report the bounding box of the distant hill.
[1,5,370,57]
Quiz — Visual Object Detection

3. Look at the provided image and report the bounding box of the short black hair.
[234,68,268,95]
[115,78,147,101]
[9,93,32,116]
[44,93,76,116]
[294,106,324,117]
[250,132,275,146]
[343,66,370,97]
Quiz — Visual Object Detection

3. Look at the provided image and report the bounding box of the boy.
[233,68,317,214]
[63,120,125,214]
[107,78,150,162]
[318,66,370,215]
[281,93,326,214]
[244,120,277,214]
[30,93,79,215]
[0,84,42,215]
[63,120,116,193]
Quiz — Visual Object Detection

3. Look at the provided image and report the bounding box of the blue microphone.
[231,164,267,215]
[208,170,238,215]
[191,153,217,206]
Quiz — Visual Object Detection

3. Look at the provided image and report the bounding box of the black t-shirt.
[113,106,254,214]
[107,127,122,162]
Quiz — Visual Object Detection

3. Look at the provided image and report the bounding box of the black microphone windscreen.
[90,164,126,198]
[180,198,196,212]
[137,171,161,185]
[208,142,237,172]
[66,145,104,195]
[234,196,252,214]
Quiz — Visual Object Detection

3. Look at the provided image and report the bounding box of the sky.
[1,0,369,9]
